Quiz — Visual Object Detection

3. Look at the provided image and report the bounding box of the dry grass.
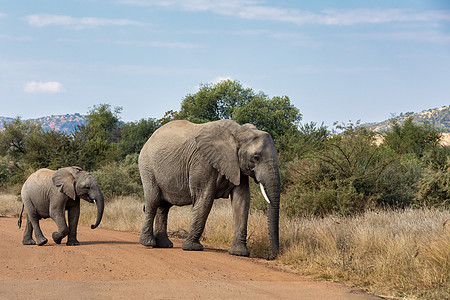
[278,209,450,299]
[80,198,235,243]
[0,192,22,217]
[3,193,449,299]
[80,196,144,232]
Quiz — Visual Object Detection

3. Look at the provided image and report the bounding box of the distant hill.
[1,105,449,135]
[0,113,87,134]
[366,105,450,133]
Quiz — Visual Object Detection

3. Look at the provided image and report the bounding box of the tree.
[0,117,41,163]
[85,103,122,143]
[177,80,263,123]
[158,110,178,126]
[69,104,123,170]
[24,129,73,169]
[0,117,79,184]
[233,95,302,141]
[384,117,442,158]
[117,118,160,157]
[279,122,329,161]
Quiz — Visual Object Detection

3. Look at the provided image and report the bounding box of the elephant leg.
[154,200,173,248]
[182,196,214,251]
[229,176,250,257]
[23,202,47,246]
[139,181,161,247]
[66,205,80,246]
[51,210,69,245]
[22,218,36,245]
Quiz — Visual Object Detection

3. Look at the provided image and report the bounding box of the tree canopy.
[177,80,262,122]
[384,117,442,158]
[117,118,160,158]
[175,80,302,150]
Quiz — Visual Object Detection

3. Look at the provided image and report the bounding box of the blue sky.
[1,0,449,127]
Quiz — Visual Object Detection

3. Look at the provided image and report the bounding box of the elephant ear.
[52,167,77,200]
[195,120,241,186]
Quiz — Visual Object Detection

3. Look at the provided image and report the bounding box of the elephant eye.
[252,155,260,162]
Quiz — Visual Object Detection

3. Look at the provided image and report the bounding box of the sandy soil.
[0,217,381,299]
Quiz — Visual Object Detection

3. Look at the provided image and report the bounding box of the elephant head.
[52,166,104,229]
[195,120,280,258]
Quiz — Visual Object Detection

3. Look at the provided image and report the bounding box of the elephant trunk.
[259,160,280,259]
[267,195,280,259]
[90,191,104,229]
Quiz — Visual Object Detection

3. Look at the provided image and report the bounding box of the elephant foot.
[37,237,48,246]
[52,232,64,244]
[155,233,173,248]
[139,233,157,247]
[67,239,80,246]
[228,244,250,257]
[182,239,204,251]
[22,238,36,245]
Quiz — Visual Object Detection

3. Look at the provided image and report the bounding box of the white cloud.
[0,12,6,18]
[210,76,233,84]
[25,14,147,28]
[120,1,450,26]
[192,76,233,91]
[24,81,66,94]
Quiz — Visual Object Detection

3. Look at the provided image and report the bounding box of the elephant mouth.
[80,194,95,203]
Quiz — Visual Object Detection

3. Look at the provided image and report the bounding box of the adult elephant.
[139,119,280,258]
[18,166,104,246]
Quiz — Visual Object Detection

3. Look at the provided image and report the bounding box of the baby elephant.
[18,166,104,246]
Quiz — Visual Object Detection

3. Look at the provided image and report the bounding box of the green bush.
[375,155,423,208]
[279,123,428,217]
[384,117,442,158]
[416,163,450,208]
[282,158,378,217]
[92,154,142,200]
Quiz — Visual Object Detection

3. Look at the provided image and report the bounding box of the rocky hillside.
[366,105,450,133]
[0,113,86,134]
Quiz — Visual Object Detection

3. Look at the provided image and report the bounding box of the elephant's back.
[138,120,200,187]
[21,168,55,197]
[27,168,55,181]
[140,120,199,158]
[152,120,198,142]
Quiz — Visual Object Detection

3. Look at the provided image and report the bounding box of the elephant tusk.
[260,183,271,204]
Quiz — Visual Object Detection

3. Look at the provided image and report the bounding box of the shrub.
[92,154,142,200]
[281,124,384,216]
[416,164,450,208]
[375,155,423,208]
[279,123,431,217]
[384,117,442,158]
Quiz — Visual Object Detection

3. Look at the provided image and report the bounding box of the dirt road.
[0,217,381,299]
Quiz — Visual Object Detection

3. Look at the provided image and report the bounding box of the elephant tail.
[18,204,24,229]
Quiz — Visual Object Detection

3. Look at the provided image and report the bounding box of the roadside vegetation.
[1,79,449,299]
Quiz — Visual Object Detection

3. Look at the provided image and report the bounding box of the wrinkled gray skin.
[19,166,104,246]
[139,120,280,258]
